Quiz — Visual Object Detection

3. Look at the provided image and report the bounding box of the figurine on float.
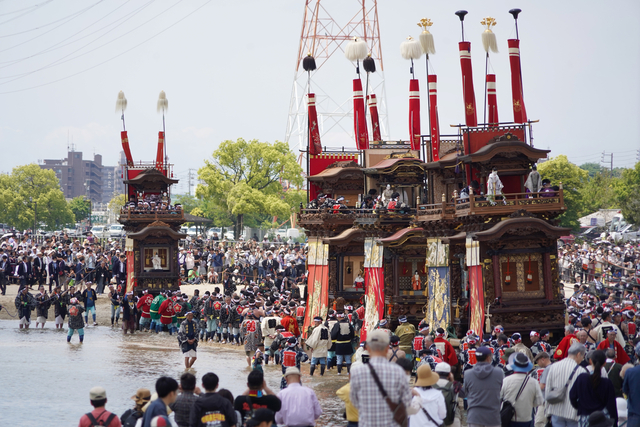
[486,168,506,205]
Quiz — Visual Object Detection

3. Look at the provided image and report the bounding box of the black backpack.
[85,412,117,427]
[500,376,529,427]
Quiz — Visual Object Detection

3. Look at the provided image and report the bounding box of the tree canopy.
[0,164,74,231]
[196,138,304,236]
[68,196,91,222]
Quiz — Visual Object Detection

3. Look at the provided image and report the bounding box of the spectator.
[622,343,640,427]
[245,409,275,427]
[142,377,179,427]
[569,349,618,426]
[170,372,199,427]
[121,388,150,427]
[276,367,322,427]
[234,370,281,425]
[336,364,359,427]
[603,349,624,398]
[501,353,544,427]
[433,362,460,427]
[190,372,237,427]
[464,346,504,427]
[409,364,446,427]
[350,330,412,427]
[78,386,122,427]
[545,343,588,427]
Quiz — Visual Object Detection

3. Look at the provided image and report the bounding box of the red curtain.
[309,153,358,201]
[360,266,384,343]
[469,265,484,333]
[458,41,478,127]
[368,94,382,142]
[126,250,136,294]
[409,79,421,151]
[428,75,440,161]
[487,74,499,127]
[353,79,369,150]
[508,39,528,123]
[302,264,329,339]
[308,93,323,155]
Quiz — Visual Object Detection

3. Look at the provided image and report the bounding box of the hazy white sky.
[0,0,638,194]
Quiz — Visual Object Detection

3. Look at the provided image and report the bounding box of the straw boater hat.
[414,364,439,387]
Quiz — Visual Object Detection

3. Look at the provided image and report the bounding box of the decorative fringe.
[345,37,368,61]
[363,55,376,73]
[157,90,168,113]
[302,53,316,71]
[115,90,127,113]
[400,37,423,60]
[481,17,499,53]
[482,30,499,53]
[419,31,435,55]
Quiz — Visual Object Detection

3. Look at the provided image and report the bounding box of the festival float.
[116,91,186,293]
[299,10,568,343]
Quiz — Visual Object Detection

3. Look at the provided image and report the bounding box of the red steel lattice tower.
[285,0,389,155]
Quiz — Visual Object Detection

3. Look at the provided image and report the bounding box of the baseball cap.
[366,329,390,346]
[475,347,492,359]
[89,386,107,400]
[284,367,301,377]
[434,362,451,374]
[534,352,550,363]
[252,408,275,423]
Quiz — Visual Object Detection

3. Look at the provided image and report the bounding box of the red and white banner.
[156,131,165,169]
[458,41,478,127]
[121,131,134,166]
[307,93,323,155]
[409,79,421,151]
[303,239,329,339]
[508,39,528,123]
[368,94,382,142]
[428,75,440,161]
[487,74,499,127]
[361,237,385,343]
[468,265,484,333]
[125,238,136,294]
[353,79,369,150]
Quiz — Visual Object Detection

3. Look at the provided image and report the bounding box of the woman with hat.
[409,364,446,426]
[500,353,543,427]
[121,388,151,427]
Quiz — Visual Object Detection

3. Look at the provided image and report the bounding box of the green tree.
[537,155,588,231]
[614,162,640,224]
[196,138,304,237]
[173,194,201,214]
[0,164,74,231]
[68,196,91,222]
[107,193,126,212]
[579,162,603,178]
[579,171,620,216]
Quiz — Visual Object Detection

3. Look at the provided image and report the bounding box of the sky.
[0,0,639,195]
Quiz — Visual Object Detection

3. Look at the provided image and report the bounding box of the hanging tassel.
[302,53,316,71]
[363,55,376,73]
[527,254,533,284]
[157,90,168,113]
[400,36,423,60]
[505,255,511,285]
[345,37,368,61]
[417,18,436,55]
[115,90,127,113]
[481,17,499,53]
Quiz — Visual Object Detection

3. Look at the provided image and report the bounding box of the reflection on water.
[0,320,347,426]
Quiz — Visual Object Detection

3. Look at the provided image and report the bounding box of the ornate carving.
[329,258,337,295]
[509,209,536,219]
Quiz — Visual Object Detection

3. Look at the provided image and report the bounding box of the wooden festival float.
[116,91,186,293]
[299,11,569,342]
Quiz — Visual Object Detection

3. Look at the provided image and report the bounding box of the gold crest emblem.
[466,103,475,115]
[513,100,522,112]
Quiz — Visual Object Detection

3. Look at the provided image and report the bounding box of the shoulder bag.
[367,363,408,427]
[545,364,580,404]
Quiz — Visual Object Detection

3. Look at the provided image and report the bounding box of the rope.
[0,304,19,318]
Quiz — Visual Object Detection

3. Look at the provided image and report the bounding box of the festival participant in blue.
[280,336,308,389]
[178,311,198,369]
[82,281,98,326]
[121,291,138,335]
[15,285,35,329]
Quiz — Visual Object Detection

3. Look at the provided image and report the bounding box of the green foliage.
[68,196,91,222]
[538,155,588,231]
[196,138,304,236]
[579,171,620,216]
[108,193,126,213]
[579,162,603,178]
[0,164,74,231]
[173,194,201,214]
[614,162,640,225]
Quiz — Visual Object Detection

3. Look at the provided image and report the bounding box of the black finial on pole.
[455,10,468,41]
[509,8,522,40]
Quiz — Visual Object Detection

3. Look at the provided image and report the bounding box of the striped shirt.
[350,356,412,427]
[544,358,587,421]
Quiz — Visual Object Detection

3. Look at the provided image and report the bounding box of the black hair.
[395,358,413,373]
[602,311,611,322]
[247,370,264,389]
[202,372,219,391]
[90,399,107,408]
[498,334,508,344]
[217,388,234,404]
[180,372,196,392]
[589,350,606,390]
[155,376,179,398]
[581,317,592,327]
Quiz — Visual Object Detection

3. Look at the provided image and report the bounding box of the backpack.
[123,410,143,427]
[433,382,456,425]
[85,411,117,427]
[500,376,529,427]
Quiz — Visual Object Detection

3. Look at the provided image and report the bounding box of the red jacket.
[137,294,154,318]
[554,334,579,360]
[434,337,458,366]
[597,339,630,365]
[159,299,176,325]
[281,315,300,337]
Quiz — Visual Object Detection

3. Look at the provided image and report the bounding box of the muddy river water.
[0,320,347,426]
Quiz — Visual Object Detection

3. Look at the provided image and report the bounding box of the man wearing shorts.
[178,311,198,369]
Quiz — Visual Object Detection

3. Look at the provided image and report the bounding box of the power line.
[0,1,52,17]
[0,0,212,94]
[0,0,54,25]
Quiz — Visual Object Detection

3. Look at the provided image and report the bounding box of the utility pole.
[188,169,195,196]
[601,151,613,172]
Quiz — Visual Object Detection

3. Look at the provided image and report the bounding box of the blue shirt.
[142,398,168,427]
[623,365,640,418]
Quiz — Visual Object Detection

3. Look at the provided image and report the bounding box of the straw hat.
[414,364,439,387]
